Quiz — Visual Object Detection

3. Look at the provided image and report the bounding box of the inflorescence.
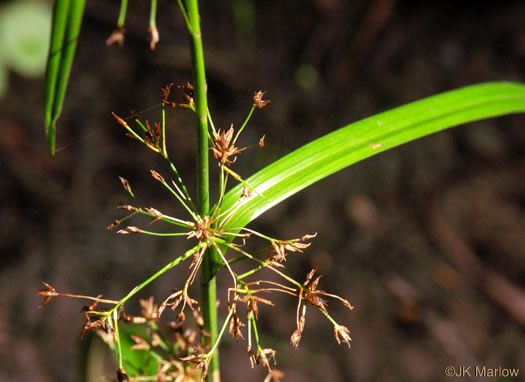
[38,85,353,382]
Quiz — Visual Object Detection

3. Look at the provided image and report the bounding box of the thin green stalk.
[320,308,338,326]
[161,103,167,159]
[117,0,128,27]
[232,104,255,144]
[134,118,149,132]
[157,175,198,221]
[210,167,227,217]
[247,311,252,349]
[133,111,195,208]
[133,208,194,228]
[149,0,158,29]
[222,165,259,193]
[132,230,188,237]
[206,308,233,359]
[207,106,218,135]
[219,239,303,288]
[183,1,220,380]
[166,160,196,210]
[112,310,124,369]
[176,0,192,32]
[251,313,260,345]
[108,244,201,314]
[237,264,265,280]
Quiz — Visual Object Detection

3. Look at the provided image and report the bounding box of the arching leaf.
[220,82,525,231]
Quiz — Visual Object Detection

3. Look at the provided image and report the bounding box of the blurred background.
[1,0,524,381]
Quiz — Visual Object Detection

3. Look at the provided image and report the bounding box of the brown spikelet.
[193,309,205,328]
[119,176,131,191]
[305,294,328,312]
[80,319,105,339]
[211,125,241,165]
[139,296,159,321]
[112,112,129,128]
[341,298,354,310]
[229,312,245,340]
[178,82,195,105]
[160,83,178,108]
[131,334,151,351]
[117,226,142,234]
[145,207,163,224]
[176,311,186,327]
[334,325,352,347]
[270,234,316,262]
[290,329,302,348]
[258,348,276,370]
[37,282,58,306]
[106,27,125,47]
[248,345,257,368]
[240,295,274,320]
[148,26,159,50]
[150,169,165,183]
[304,268,317,285]
[143,121,161,150]
[106,220,120,230]
[118,204,135,211]
[253,91,271,108]
[300,233,317,241]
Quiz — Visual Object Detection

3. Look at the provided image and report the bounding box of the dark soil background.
[1,0,525,381]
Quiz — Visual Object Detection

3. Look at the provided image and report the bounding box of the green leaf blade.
[44,0,85,154]
[44,0,70,133]
[220,82,525,231]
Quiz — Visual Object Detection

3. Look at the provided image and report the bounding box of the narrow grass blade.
[44,0,85,154]
[44,0,70,147]
[220,82,525,231]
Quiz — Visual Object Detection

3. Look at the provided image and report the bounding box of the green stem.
[186,1,209,215]
[183,1,220,381]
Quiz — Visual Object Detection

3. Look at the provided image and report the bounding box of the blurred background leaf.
[0,1,51,80]
[0,65,8,97]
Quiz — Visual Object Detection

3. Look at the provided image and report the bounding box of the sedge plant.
[41,1,525,381]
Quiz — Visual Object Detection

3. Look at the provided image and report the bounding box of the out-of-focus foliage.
[0,1,51,97]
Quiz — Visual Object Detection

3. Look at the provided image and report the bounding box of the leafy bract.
[220,82,525,231]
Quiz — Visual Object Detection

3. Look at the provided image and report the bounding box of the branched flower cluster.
[38,85,353,382]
